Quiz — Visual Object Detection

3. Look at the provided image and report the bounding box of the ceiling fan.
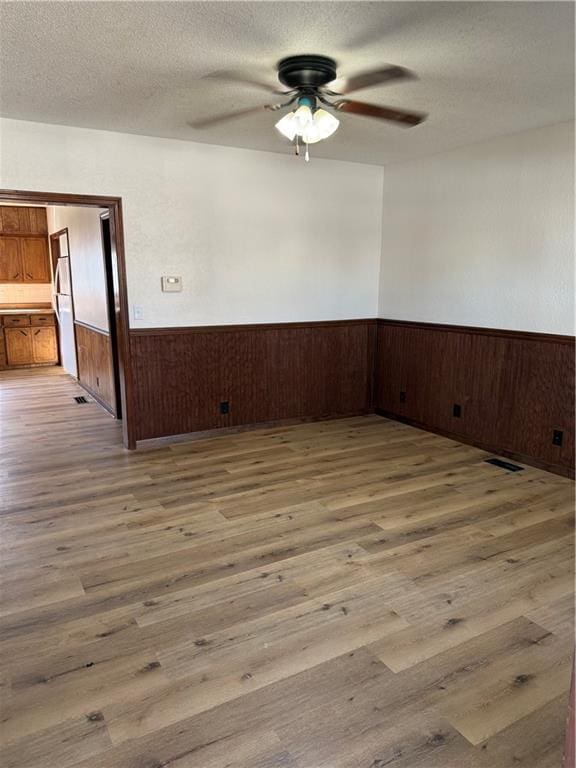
[190,54,427,159]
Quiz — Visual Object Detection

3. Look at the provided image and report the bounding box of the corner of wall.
[376,167,386,318]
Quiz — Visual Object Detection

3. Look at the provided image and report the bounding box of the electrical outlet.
[133,305,144,320]
[219,401,230,415]
[399,391,406,403]
[552,429,563,446]
[453,403,462,418]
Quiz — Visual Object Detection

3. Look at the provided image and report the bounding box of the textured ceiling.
[0,1,573,165]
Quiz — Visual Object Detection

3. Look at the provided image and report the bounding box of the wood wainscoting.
[75,321,117,415]
[374,319,575,477]
[129,317,574,476]
[130,319,376,442]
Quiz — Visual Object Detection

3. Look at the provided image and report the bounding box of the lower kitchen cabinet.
[5,328,33,365]
[4,324,58,367]
[31,327,58,363]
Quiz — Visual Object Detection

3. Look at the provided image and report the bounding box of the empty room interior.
[0,2,574,767]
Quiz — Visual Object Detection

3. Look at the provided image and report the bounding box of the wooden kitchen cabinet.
[4,324,58,366]
[0,207,22,233]
[0,206,48,235]
[30,313,55,326]
[3,314,30,327]
[0,236,51,283]
[21,238,50,282]
[5,328,34,365]
[0,237,23,281]
[31,327,58,363]
[0,206,50,283]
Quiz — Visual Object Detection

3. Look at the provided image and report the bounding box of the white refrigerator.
[52,232,77,378]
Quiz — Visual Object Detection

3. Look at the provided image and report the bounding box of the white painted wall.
[47,206,109,331]
[0,119,383,328]
[378,121,575,334]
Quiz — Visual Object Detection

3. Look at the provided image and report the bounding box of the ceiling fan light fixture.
[276,106,340,145]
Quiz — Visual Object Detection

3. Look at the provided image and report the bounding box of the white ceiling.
[0,2,573,165]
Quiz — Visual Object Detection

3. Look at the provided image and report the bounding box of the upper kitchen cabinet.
[0,207,51,283]
[0,206,48,235]
[0,237,51,283]
[0,238,22,281]
[21,238,50,282]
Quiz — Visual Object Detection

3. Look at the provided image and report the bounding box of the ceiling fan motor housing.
[278,55,337,90]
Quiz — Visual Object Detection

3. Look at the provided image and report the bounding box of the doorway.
[0,190,135,449]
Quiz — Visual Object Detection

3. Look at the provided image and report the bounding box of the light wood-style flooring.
[0,367,574,768]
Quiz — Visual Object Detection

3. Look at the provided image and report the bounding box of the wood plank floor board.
[0,367,573,767]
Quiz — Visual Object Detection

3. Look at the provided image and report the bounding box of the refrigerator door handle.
[51,259,62,324]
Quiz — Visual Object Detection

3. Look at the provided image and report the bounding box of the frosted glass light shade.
[294,104,313,130]
[275,112,298,140]
[301,123,323,144]
[313,109,339,139]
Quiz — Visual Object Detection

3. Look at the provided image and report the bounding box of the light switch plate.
[133,305,144,319]
[162,276,182,292]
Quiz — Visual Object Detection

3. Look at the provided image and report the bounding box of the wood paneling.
[374,319,575,476]
[130,320,376,441]
[130,318,574,476]
[75,322,116,415]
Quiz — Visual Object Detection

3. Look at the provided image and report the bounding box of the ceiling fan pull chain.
[295,134,300,156]
[305,143,310,163]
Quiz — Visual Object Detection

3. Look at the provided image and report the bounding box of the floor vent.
[74,396,89,404]
[485,458,524,472]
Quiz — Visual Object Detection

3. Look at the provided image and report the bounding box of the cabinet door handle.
[19,330,27,336]
[34,330,41,336]
[26,273,33,279]
[12,273,19,279]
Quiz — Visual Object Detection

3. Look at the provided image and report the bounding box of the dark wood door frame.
[0,189,136,449]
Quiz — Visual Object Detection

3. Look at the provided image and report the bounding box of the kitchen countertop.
[0,308,54,315]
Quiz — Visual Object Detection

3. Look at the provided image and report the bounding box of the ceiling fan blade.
[333,99,426,127]
[189,103,282,129]
[202,69,291,95]
[331,65,415,95]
